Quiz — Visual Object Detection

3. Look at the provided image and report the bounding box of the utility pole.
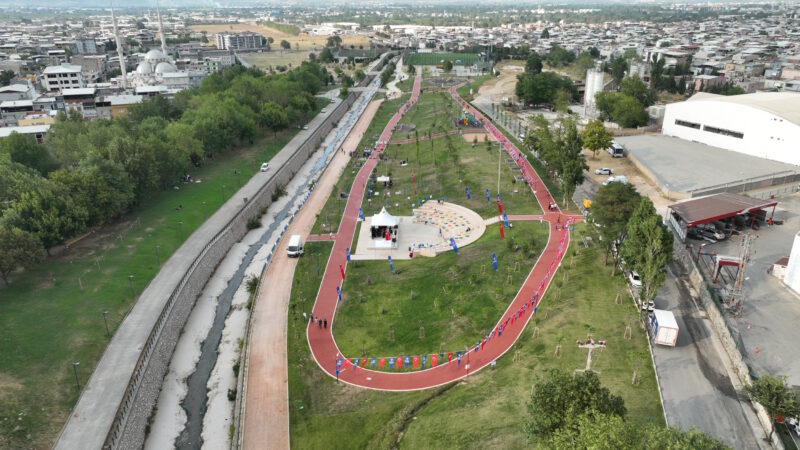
[727,233,753,316]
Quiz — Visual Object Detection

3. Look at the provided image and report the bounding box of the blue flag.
[359,208,364,220]
[404,356,410,367]
[422,355,427,368]
[450,237,458,254]
[337,285,341,301]
[492,252,498,271]
[336,358,343,368]
[465,186,471,200]
[388,255,394,273]
[353,358,359,370]
[388,358,395,367]
[486,188,490,202]
[497,193,501,202]
[346,247,350,261]
[503,212,509,227]
[370,358,376,367]
[475,343,479,353]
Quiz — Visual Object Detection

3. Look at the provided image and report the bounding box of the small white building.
[662,92,800,166]
[41,63,85,93]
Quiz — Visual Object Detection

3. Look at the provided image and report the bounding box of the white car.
[302,125,309,130]
[595,167,613,175]
[329,98,335,104]
[321,108,327,113]
[602,175,628,186]
[628,271,642,288]
[260,162,269,172]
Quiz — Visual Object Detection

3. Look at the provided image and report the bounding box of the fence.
[687,170,800,199]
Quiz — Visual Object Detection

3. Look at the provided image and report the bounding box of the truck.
[607,142,625,158]
[649,309,679,347]
[287,235,304,258]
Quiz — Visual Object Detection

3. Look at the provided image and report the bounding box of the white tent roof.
[371,207,398,227]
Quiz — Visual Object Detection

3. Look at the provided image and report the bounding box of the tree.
[318,47,334,63]
[548,412,728,450]
[621,197,673,302]
[608,56,629,84]
[442,60,453,73]
[0,70,14,87]
[589,182,641,269]
[574,52,595,76]
[540,28,550,39]
[280,40,291,51]
[0,226,44,286]
[558,118,587,205]
[260,102,289,136]
[354,69,366,81]
[581,119,613,160]
[546,45,575,67]
[525,51,543,75]
[526,370,626,440]
[588,46,601,59]
[2,186,88,253]
[407,64,415,75]
[613,95,649,128]
[620,75,656,107]
[0,131,54,175]
[649,54,665,90]
[326,35,342,48]
[744,374,800,423]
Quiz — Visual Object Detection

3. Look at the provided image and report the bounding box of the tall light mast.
[156,0,167,57]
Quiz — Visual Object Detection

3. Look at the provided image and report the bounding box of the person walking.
[318,319,322,329]
[324,319,328,329]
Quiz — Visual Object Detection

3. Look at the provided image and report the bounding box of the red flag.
[385,229,390,240]
[431,354,438,367]
[378,357,386,368]
[361,357,368,368]
[497,200,503,214]
[396,356,403,370]
[412,355,419,368]
[344,358,352,368]
[447,352,453,363]
[499,222,505,239]
[339,265,345,280]
[481,338,486,350]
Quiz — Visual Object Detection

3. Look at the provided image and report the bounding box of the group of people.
[547,202,558,211]
[311,314,328,329]
[577,338,606,347]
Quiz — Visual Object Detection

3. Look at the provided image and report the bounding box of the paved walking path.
[242,99,384,449]
[305,76,579,391]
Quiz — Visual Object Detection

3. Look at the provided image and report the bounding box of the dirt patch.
[461,132,493,143]
[0,373,22,401]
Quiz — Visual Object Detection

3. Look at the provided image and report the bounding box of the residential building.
[41,63,85,93]
[214,32,266,50]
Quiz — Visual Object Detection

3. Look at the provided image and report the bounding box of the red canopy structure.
[667,192,777,241]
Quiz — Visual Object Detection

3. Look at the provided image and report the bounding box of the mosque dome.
[135,61,153,74]
[145,49,168,64]
[154,62,177,74]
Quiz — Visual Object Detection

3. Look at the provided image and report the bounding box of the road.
[650,262,767,450]
[304,75,582,391]
[241,98,384,450]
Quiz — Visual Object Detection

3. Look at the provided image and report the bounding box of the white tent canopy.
[371,207,398,227]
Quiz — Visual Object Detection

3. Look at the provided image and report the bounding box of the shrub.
[246,216,261,229]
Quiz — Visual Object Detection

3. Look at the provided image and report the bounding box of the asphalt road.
[650,262,767,450]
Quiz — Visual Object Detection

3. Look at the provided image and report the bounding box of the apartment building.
[214,32,266,51]
[41,63,85,93]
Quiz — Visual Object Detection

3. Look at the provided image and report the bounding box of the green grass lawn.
[310,95,409,236]
[335,221,548,359]
[408,52,480,66]
[456,75,494,102]
[394,90,460,137]
[288,225,663,448]
[0,100,327,449]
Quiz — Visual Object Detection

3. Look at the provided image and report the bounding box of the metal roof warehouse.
[667,192,777,240]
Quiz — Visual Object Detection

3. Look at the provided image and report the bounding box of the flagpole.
[497,141,501,197]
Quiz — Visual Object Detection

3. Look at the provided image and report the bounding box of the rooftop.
[43,63,82,74]
[686,91,800,126]
[0,124,50,137]
[669,192,777,226]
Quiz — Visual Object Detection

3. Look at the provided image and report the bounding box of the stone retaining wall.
[672,239,782,449]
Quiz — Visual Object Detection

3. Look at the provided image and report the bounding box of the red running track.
[306,75,577,391]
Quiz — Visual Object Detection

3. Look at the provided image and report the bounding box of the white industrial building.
[662,92,800,166]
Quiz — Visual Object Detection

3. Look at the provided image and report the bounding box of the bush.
[246,274,260,294]
[233,359,240,377]
[227,387,237,401]
[271,184,287,201]
[246,216,261,229]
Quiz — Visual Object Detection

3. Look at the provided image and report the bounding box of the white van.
[287,235,304,257]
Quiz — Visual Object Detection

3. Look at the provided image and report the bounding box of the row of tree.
[0,62,331,285]
[595,75,654,128]
[590,181,673,303]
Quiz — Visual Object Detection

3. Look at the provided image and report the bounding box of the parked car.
[607,142,625,157]
[321,108,328,113]
[302,125,309,130]
[628,271,642,288]
[260,162,269,172]
[595,167,613,175]
[602,175,628,186]
[330,98,336,103]
[696,223,725,240]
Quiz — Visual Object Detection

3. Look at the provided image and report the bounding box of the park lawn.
[310,95,409,236]
[394,90,460,137]
[242,51,312,71]
[365,136,542,220]
[407,52,480,66]
[334,221,548,358]
[287,242,439,450]
[288,224,664,448]
[0,101,327,449]
[456,75,494,102]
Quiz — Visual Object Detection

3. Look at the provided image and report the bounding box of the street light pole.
[72,362,80,390]
[102,311,110,337]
